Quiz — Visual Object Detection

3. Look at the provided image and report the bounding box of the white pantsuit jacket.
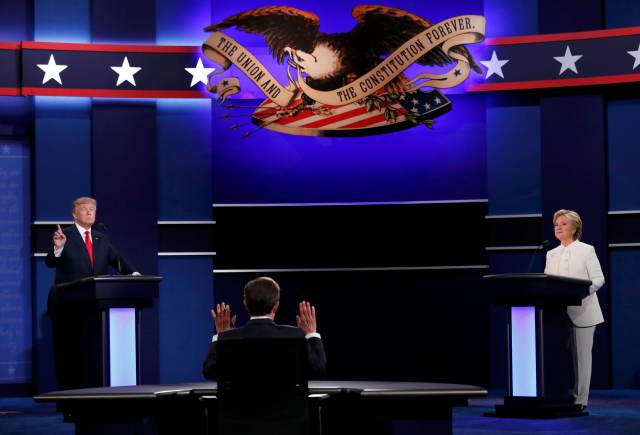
[544,240,605,327]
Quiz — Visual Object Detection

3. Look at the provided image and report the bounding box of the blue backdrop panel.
[606,0,640,28]
[610,249,640,388]
[34,97,91,221]
[32,259,56,393]
[483,0,538,38]
[156,0,210,45]
[158,256,213,383]
[92,102,159,384]
[608,99,640,211]
[539,0,603,33]
[212,94,486,203]
[91,102,158,274]
[486,98,541,215]
[0,0,32,41]
[155,0,215,387]
[34,0,89,42]
[540,94,609,388]
[0,97,31,138]
[157,100,212,220]
[91,0,155,44]
[0,141,31,385]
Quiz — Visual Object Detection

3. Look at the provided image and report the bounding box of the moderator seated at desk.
[202,277,326,380]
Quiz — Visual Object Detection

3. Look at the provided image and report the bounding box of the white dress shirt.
[53,223,92,257]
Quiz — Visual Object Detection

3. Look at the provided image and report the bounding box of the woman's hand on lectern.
[211,303,236,333]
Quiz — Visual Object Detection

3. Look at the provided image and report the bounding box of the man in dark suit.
[45,196,138,389]
[203,277,326,379]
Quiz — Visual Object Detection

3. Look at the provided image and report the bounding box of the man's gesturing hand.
[211,303,236,334]
[296,301,317,335]
[53,224,67,250]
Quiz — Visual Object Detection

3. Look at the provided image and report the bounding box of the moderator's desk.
[35,381,487,435]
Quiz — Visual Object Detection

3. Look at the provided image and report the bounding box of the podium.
[484,273,591,417]
[53,275,161,388]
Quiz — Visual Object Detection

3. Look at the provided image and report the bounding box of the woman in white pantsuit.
[544,209,605,410]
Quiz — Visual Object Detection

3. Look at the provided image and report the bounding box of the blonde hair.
[553,209,582,240]
[72,197,97,213]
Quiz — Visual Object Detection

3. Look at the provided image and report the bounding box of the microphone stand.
[97,222,122,275]
[526,240,549,273]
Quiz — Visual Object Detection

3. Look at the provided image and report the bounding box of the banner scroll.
[203,14,485,107]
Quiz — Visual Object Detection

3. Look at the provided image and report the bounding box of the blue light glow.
[109,308,137,387]
[511,306,537,397]
[212,93,487,203]
[156,0,211,45]
[34,0,90,43]
[34,96,91,109]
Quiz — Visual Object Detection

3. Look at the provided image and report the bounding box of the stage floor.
[2,390,640,435]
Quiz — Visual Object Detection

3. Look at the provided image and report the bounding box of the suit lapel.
[92,231,104,266]
[68,226,93,270]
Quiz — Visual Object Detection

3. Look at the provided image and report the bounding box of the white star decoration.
[480,50,509,79]
[185,58,216,87]
[37,54,68,85]
[111,57,141,86]
[554,46,582,75]
[627,43,640,70]
[44,42,640,92]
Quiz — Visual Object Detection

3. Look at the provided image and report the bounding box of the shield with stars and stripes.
[250,89,451,137]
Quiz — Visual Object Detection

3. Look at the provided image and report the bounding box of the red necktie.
[84,230,94,268]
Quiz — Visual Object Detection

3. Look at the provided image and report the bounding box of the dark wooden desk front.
[35,381,487,435]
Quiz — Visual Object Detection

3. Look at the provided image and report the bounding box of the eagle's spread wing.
[206,7,320,64]
[350,5,481,73]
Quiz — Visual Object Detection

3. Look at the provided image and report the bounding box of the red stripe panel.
[22,41,199,54]
[299,106,368,128]
[467,73,640,92]
[342,108,407,129]
[272,107,318,124]
[255,99,332,120]
[299,100,397,129]
[21,87,207,98]
[486,26,640,46]
[0,87,21,96]
[0,42,21,50]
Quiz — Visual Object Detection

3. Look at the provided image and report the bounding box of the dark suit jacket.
[45,225,135,315]
[202,318,327,380]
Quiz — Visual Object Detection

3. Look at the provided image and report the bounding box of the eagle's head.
[286,42,344,81]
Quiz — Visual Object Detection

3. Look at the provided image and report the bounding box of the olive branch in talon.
[358,93,401,123]
[405,111,436,129]
[275,104,333,119]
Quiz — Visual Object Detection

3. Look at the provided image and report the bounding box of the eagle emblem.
[203,5,485,136]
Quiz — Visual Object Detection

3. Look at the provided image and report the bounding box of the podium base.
[485,397,589,419]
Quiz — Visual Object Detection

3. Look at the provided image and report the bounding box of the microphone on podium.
[526,239,550,273]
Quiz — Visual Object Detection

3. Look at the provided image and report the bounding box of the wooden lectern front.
[53,275,161,388]
[484,273,591,418]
